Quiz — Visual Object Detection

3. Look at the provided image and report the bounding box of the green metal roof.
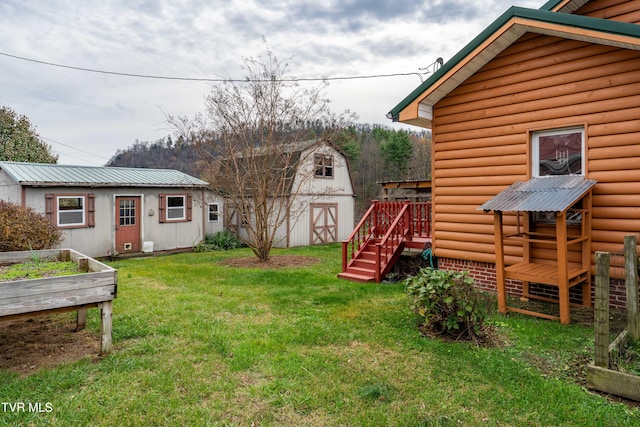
[387,5,640,124]
[0,161,209,188]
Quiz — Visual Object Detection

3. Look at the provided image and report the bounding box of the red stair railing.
[375,203,411,282]
[342,201,377,273]
[342,200,432,281]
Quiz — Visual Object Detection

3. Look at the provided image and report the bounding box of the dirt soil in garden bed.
[0,315,99,377]
[220,255,320,268]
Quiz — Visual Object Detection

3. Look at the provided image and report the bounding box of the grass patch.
[0,259,78,282]
[1,244,639,426]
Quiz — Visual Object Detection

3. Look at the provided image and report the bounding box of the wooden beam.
[100,301,113,356]
[76,309,87,331]
[594,251,610,368]
[556,211,570,324]
[624,235,640,341]
[587,364,640,402]
[494,211,507,314]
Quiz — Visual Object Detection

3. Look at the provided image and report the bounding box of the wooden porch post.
[594,251,610,368]
[494,210,507,314]
[582,192,593,307]
[556,211,570,324]
[100,301,113,356]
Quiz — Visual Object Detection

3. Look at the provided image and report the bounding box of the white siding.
[228,142,355,248]
[279,142,355,247]
[0,170,21,203]
[12,186,219,258]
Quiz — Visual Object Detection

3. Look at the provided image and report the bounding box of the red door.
[115,196,141,253]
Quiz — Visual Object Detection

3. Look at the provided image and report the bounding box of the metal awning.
[478,175,597,213]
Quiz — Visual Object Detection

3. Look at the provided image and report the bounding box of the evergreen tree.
[376,129,413,180]
[0,105,58,163]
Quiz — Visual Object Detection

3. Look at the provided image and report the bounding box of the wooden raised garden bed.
[0,249,117,356]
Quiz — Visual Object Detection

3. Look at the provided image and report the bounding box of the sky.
[0,0,544,166]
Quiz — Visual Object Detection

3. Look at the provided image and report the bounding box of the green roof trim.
[387,6,640,122]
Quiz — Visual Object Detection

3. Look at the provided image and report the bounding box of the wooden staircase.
[339,200,432,283]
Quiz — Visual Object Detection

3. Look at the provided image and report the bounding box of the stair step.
[359,251,377,261]
[346,265,376,276]
[351,259,376,269]
[337,271,375,283]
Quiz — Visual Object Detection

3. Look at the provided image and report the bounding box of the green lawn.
[1,244,639,426]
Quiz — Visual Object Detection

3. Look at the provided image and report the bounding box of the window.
[314,154,334,178]
[45,193,95,228]
[119,199,136,226]
[57,196,85,226]
[159,193,192,223]
[167,196,186,220]
[208,203,219,222]
[532,127,584,177]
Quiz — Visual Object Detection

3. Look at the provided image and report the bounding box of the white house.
[227,140,355,247]
[0,161,224,258]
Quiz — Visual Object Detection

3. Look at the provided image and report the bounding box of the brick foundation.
[437,257,628,310]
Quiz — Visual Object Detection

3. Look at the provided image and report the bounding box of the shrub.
[195,230,243,252]
[0,201,62,251]
[405,267,490,342]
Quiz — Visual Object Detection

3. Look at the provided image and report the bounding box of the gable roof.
[0,161,209,188]
[387,5,640,128]
[540,0,590,13]
[478,175,596,213]
[221,139,355,197]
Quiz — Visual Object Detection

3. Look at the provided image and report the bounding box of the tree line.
[106,124,432,215]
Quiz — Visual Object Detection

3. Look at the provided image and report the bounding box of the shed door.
[311,204,337,245]
[115,196,141,253]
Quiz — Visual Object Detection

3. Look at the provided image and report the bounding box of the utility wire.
[0,51,433,82]
[42,136,111,162]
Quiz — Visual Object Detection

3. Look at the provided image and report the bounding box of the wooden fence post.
[100,301,113,356]
[594,251,610,368]
[624,235,640,342]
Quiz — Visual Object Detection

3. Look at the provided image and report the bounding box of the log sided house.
[384,0,640,319]
[0,161,224,258]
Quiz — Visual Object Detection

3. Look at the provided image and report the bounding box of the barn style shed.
[227,140,356,248]
[0,161,224,258]
[388,0,640,313]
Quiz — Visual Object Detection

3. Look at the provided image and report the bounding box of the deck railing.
[342,200,432,277]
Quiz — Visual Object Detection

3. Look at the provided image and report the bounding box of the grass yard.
[1,244,639,426]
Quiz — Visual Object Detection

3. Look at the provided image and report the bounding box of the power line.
[0,51,434,82]
[42,136,110,161]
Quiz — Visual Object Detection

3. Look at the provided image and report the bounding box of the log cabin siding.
[576,0,640,24]
[431,28,640,277]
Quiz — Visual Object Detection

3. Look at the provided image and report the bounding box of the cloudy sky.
[1,0,543,166]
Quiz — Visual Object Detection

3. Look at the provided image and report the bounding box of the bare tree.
[172,45,355,261]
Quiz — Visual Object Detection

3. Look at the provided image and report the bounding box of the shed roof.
[0,161,209,188]
[387,5,640,127]
[478,175,596,213]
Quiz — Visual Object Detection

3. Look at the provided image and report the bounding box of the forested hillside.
[107,125,431,214]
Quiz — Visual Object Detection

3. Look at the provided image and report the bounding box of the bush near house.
[194,230,243,252]
[0,200,62,251]
[405,267,491,342]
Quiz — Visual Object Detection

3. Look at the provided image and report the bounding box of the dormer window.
[314,154,333,178]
